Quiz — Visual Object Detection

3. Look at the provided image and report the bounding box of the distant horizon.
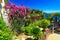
[44,10,60,13]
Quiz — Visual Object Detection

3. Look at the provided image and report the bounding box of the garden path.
[47,33,60,40]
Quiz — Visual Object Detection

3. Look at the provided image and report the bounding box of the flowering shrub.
[4,4,27,18]
[4,4,30,34]
[4,4,44,34]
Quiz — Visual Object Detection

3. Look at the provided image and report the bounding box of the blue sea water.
[45,14,60,20]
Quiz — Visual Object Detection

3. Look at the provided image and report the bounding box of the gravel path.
[47,33,60,40]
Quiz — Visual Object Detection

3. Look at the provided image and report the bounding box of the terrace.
[0,0,60,40]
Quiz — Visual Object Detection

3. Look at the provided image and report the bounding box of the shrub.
[4,4,30,34]
[40,19,50,28]
[24,27,43,40]
[0,17,13,40]
[23,27,32,35]
[31,27,43,39]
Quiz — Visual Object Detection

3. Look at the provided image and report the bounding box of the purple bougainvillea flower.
[4,4,30,19]
[4,4,10,9]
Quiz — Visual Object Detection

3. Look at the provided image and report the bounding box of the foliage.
[47,14,54,21]
[24,18,31,26]
[48,13,60,22]
[23,20,42,35]
[53,12,60,16]
[31,27,43,39]
[4,4,44,34]
[25,20,40,28]
[40,19,50,28]
[0,17,13,40]
[24,19,50,39]
[23,19,43,36]
[30,9,44,21]
[4,4,27,18]
[23,27,32,35]
[4,4,30,34]
[25,19,50,28]
[23,26,43,40]
[4,0,8,4]
[23,19,44,40]
[58,21,60,26]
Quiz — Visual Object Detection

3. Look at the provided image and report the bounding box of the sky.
[9,0,60,13]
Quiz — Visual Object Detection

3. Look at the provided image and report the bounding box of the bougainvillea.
[4,4,30,34]
[4,4,27,18]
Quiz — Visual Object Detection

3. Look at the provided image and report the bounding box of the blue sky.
[9,0,60,13]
